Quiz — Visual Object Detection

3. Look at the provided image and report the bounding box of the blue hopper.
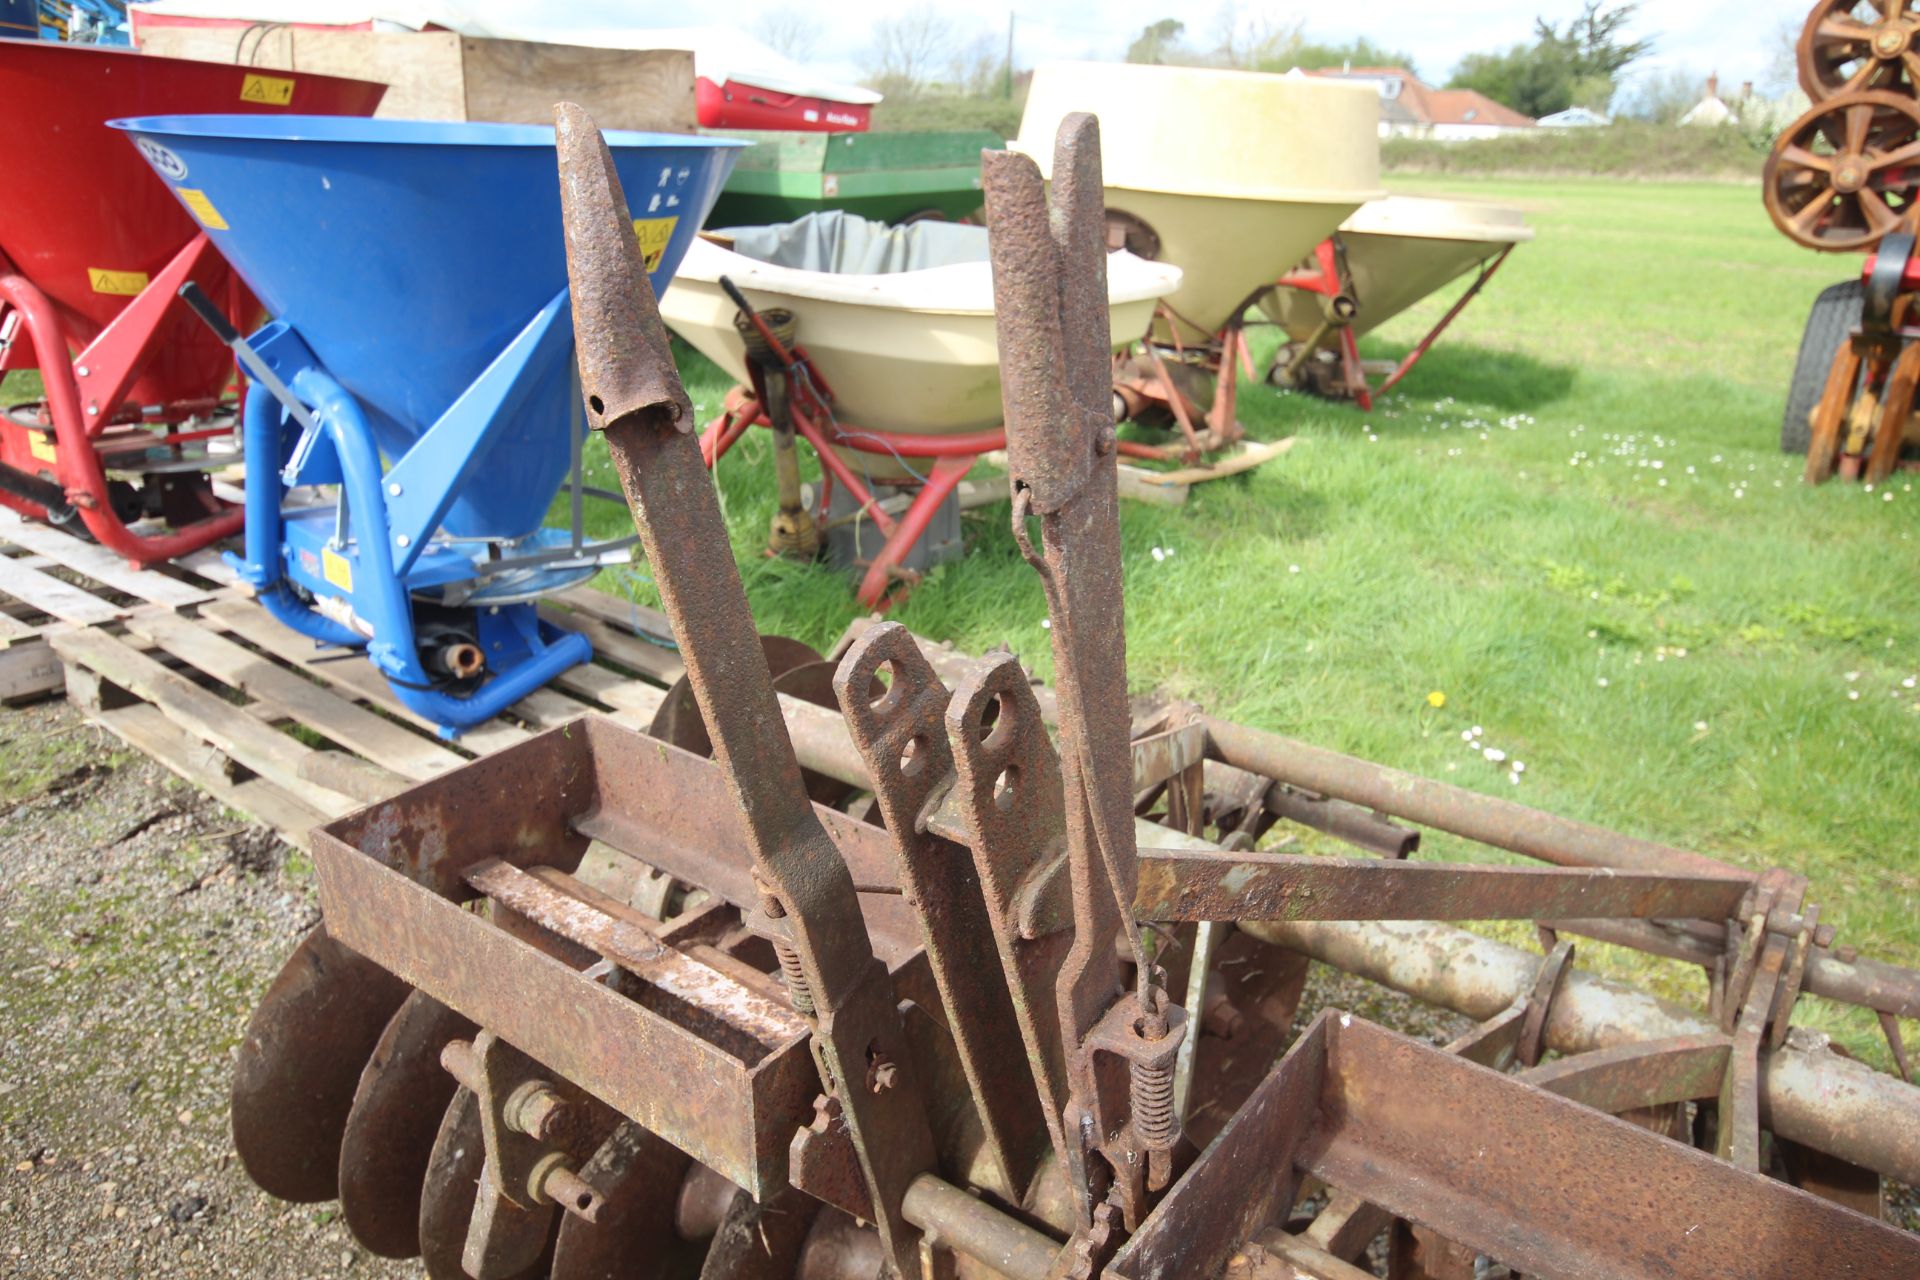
[114,114,743,734]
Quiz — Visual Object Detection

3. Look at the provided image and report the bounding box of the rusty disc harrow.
[219,103,1920,1280]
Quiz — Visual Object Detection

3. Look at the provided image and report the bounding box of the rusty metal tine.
[552,103,935,1273]
[555,101,864,995]
[1050,113,1115,438]
[979,145,1085,513]
[994,117,1145,998]
[834,623,1053,1197]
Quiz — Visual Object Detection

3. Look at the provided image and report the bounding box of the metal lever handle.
[553,101,935,1273]
[177,281,318,434]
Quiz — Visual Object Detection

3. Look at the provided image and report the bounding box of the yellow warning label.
[322,548,353,593]
[28,434,56,464]
[631,216,679,274]
[177,188,230,231]
[87,267,150,296]
[239,73,296,106]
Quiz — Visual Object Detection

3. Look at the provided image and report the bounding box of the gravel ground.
[1,700,410,1280]
[2,697,1913,1280]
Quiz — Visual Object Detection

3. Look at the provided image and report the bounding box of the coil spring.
[1131,1058,1175,1151]
[776,940,815,1016]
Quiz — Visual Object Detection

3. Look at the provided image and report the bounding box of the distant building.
[1538,106,1611,128]
[1680,75,1749,127]
[1302,66,1536,140]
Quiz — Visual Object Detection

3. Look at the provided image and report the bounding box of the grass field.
[563,175,1919,1062]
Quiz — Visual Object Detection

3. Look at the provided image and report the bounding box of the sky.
[785,0,1814,93]
[440,0,1816,102]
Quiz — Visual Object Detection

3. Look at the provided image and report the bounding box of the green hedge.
[869,96,1024,140]
[1383,121,1772,179]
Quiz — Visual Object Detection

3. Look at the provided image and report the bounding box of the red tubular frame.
[1272,238,1517,411]
[0,235,246,564]
[697,379,1002,609]
[1274,239,1373,410]
[1376,244,1514,396]
[854,453,973,608]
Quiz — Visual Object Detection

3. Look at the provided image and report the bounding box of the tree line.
[756,1,1680,123]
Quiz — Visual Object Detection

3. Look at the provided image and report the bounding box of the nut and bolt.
[504,1079,579,1146]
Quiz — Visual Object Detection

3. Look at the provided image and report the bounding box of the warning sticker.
[28,434,56,464]
[631,216,679,274]
[87,268,150,297]
[176,188,229,231]
[322,548,353,593]
[240,73,296,106]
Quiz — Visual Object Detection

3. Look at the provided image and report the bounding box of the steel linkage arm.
[553,103,935,1276]
[985,112,1186,1250]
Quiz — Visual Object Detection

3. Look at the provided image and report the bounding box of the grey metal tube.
[902,1174,1060,1280]
[1206,716,1739,879]
[1241,917,1920,1186]
[1207,717,1920,1020]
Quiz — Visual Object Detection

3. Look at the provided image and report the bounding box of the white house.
[1679,75,1746,127]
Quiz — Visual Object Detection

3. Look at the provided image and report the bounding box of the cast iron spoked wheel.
[1765,90,1920,251]
[1800,0,1920,102]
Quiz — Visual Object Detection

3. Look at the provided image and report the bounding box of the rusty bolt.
[439,1039,479,1088]
[504,1079,578,1146]
[1095,424,1116,456]
[868,1056,900,1094]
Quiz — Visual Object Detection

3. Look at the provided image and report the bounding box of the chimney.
[1740,80,1753,100]
[1707,73,1719,100]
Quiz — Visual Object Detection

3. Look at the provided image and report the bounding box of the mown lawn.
[571,175,1920,1061]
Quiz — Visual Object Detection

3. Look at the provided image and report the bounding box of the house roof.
[1539,106,1611,127]
[1304,66,1536,128]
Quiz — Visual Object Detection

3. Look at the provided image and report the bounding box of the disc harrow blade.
[550,1122,704,1280]
[648,634,824,757]
[339,989,478,1258]
[419,1087,555,1280]
[231,924,410,1203]
[697,1184,818,1280]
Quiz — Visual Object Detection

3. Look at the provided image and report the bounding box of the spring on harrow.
[1131,1058,1175,1150]
[775,939,816,1016]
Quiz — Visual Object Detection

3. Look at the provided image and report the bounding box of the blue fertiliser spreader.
[113,115,742,735]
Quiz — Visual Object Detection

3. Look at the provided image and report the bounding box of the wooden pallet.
[50,584,690,851]
[0,511,237,703]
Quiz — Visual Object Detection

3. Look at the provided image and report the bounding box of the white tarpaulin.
[128,2,881,103]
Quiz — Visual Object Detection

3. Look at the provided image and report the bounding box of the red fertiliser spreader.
[0,39,384,563]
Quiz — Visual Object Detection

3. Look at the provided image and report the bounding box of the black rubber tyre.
[1782,280,1862,455]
